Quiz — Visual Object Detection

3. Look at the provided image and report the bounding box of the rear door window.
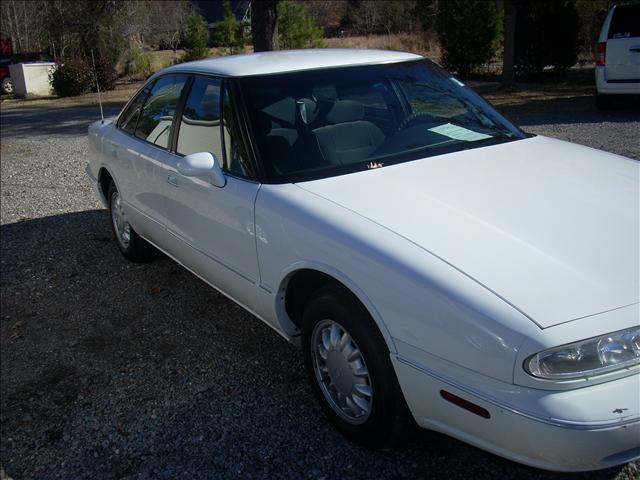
[608,5,640,39]
[135,75,188,149]
[118,83,153,135]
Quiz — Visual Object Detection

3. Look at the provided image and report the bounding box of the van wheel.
[596,93,611,109]
[302,284,415,447]
[107,182,159,262]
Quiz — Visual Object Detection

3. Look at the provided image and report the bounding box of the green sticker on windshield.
[429,123,492,142]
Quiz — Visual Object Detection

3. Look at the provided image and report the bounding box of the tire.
[302,283,415,447]
[107,182,159,262]
[1,77,13,95]
[596,93,611,109]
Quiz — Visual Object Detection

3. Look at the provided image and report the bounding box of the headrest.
[262,97,297,127]
[312,85,338,102]
[324,100,364,124]
[297,98,319,125]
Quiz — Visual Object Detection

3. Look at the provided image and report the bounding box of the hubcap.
[110,191,131,248]
[311,320,373,424]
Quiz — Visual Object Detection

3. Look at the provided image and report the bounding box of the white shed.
[8,62,57,98]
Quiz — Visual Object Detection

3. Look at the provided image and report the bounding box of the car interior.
[254,83,400,175]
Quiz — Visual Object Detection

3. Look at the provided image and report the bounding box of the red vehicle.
[0,37,12,94]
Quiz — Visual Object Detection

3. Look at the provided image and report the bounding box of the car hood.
[297,135,640,328]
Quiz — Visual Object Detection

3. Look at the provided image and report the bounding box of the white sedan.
[87,49,639,472]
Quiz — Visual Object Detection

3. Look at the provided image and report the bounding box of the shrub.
[278,1,325,50]
[124,47,152,79]
[435,0,501,77]
[183,14,209,61]
[213,0,245,54]
[50,54,118,97]
[515,0,581,73]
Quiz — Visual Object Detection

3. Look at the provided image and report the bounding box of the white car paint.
[161,48,422,78]
[87,50,640,472]
[297,135,640,328]
[596,4,640,95]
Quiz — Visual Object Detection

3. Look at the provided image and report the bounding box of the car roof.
[158,49,423,78]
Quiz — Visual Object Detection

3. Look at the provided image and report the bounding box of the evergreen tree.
[183,14,209,61]
[515,0,581,73]
[436,0,501,78]
[214,0,244,54]
[278,1,325,50]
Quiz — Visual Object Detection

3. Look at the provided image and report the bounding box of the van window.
[608,5,640,39]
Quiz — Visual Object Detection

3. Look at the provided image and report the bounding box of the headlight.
[525,326,640,380]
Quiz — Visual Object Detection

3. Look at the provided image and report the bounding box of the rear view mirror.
[177,152,226,188]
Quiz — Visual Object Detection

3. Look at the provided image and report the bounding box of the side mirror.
[176,152,226,188]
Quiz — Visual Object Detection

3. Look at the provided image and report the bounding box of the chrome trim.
[395,355,640,430]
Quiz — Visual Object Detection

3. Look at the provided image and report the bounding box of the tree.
[436,0,501,78]
[182,13,209,61]
[278,1,325,49]
[501,0,517,86]
[251,0,279,52]
[214,0,244,54]
[514,0,581,73]
[303,1,348,36]
[346,1,420,36]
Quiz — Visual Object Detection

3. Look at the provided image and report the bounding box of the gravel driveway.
[1,96,638,480]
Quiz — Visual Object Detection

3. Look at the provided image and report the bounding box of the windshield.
[239,60,526,183]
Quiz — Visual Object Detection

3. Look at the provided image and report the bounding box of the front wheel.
[107,182,159,262]
[302,284,415,447]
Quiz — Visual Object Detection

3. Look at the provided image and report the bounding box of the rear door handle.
[630,45,640,53]
[167,174,178,187]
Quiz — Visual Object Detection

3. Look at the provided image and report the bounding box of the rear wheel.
[596,93,612,109]
[107,182,159,262]
[302,284,415,447]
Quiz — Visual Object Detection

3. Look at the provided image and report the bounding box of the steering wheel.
[396,112,438,133]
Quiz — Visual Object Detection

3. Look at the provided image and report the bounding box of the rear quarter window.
[608,5,640,39]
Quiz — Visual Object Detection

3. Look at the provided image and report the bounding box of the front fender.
[255,184,538,383]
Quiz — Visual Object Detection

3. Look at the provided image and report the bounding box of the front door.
[151,77,261,311]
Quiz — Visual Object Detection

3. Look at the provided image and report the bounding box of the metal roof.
[159,49,423,78]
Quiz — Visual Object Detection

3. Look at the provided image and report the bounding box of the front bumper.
[392,352,640,472]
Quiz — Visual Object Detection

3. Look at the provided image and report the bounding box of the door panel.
[158,153,261,310]
[606,38,640,80]
[149,77,261,311]
[101,75,188,251]
[104,129,166,244]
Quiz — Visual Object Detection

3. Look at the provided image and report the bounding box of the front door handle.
[167,174,178,187]
[630,45,640,53]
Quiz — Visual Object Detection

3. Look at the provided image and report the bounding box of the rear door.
[110,74,189,250]
[605,4,640,81]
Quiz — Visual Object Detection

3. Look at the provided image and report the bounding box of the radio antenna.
[90,49,104,123]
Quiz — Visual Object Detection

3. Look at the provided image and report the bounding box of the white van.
[595,3,640,107]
